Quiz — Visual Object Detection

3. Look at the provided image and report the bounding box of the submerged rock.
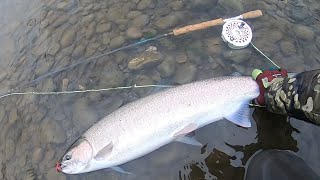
[72,97,98,131]
[223,49,252,64]
[60,28,76,48]
[126,27,142,39]
[174,63,197,84]
[128,46,164,70]
[293,25,314,41]
[40,118,66,144]
[157,56,176,77]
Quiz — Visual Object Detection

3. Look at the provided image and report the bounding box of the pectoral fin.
[94,142,113,161]
[175,136,203,146]
[173,123,198,138]
[111,166,132,174]
[225,101,252,127]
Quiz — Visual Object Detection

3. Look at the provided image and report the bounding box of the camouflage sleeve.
[264,69,320,125]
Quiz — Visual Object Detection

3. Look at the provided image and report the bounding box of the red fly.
[55,161,62,172]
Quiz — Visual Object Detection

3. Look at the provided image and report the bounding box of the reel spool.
[221,20,252,49]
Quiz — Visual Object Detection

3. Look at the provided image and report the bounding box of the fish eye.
[65,154,72,161]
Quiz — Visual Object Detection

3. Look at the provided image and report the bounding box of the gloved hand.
[252,69,320,125]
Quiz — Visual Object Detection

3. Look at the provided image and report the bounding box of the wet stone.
[223,49,252,64]
[134,74,155,97]
[60,28,77,48]
[47,42,60,56]
[157,56,176,78]
[127,11,142,19]
[40,118,66,144]
[100,33,110,46]
[99,62,125,88]
[175,53,188,63]
[5,138,16,160]
[126,27,142,39]
[128,46,164,70]
[96,23,112,33]
[52,16,68,28]
[293,25,314,41]
[72,44,86,58]
[315,36,320,50]
[280,40,296,56]
[137,0,155,10]
[155,14,180,29]
[34,59,54,76]
[46,168,67,180]
[131,14,150,28]
[81,14,95,25]
[85,42,100,57]
[8,108,18,124]
[72,98,98,130]
[174,63,197,84]
[110,36,125,48]
[85,22,97,39]
[32,147,44,163]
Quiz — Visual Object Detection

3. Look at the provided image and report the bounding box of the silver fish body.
[60,76,259,174]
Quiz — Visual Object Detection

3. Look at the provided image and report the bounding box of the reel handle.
[172,18,224,36]
[241,10,263,19]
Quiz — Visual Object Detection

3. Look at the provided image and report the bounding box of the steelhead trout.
[57,76,259,174]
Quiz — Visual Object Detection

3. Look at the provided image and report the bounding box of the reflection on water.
[0,0,320,179]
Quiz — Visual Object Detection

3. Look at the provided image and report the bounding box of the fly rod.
[2,10,263,98]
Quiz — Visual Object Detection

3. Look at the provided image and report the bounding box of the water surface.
[0,0,320,179]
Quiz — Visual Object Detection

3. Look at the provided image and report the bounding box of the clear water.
[0,0,319,179]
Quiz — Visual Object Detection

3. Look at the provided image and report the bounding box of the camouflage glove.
[264,69,320,125]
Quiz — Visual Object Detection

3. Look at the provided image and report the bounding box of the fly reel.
[221,20,252,49]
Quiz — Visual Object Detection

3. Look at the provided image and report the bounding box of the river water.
[0,0,319,179]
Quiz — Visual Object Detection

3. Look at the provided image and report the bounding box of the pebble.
[40,119,66,144]
[155,14,180,29]
[316,36,320,50]
[175,53,188,63]
[126,27,142,39]
[280,40,296,56]
[137,0,155,10]
[157,56,176,78]
[174,63,197,84]
[127,11,142,19]
[32,147,44,163]
[134,74,155,97]
[47,42,60,56]
[218,0,243,11]
[96,23,112,33]
[99,62,125,87]
[62,78,69,91]
[5,138,16,160]
[72,43,86,58]
[293,25,314,41]
[85,22,96,39]
[128,47,164,70]
[52,16,68,28]
[85,42,100,57]
[81,14,95,25]
[60,28,76,48]
[223,49,252,64]
[102,33,111,45]
[72,97,98,130]
[109,36,125,48]
[131,14,150,28]
[8,108,18,124]
[46,168,67,180]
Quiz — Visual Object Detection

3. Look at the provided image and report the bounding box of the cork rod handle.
[172,9,263,36]
[173,18,224,36]
[241,10,263,19]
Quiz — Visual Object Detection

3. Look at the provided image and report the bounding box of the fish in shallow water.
[56,76,259,174]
